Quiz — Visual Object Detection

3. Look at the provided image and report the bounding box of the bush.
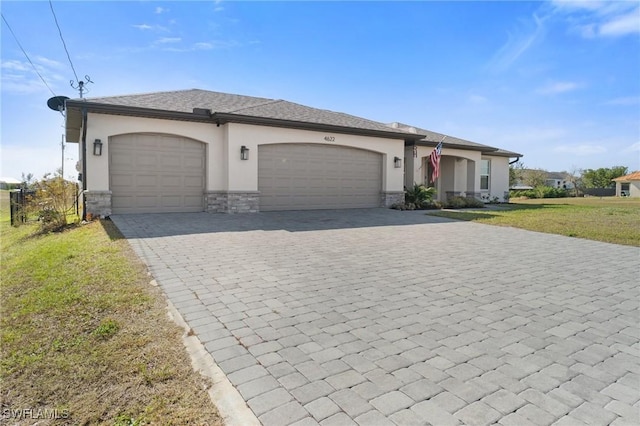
[23,172,77,231]
[443,196,485,209]
[392,184,438,210]
[510,186,568,199]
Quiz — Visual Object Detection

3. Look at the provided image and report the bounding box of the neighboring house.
[0,177,21,190]
[545,172,575,190]
[613,171,640,197]
[64,89,521,217]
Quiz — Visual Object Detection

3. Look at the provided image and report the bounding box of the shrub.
[510,186,568,199]
[401,184,437,210]
[24,172,77,231]
[443,196,485,209]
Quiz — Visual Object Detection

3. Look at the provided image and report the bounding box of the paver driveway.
[111,209,639,426]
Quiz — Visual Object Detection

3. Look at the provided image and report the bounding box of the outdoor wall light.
[240,145,249,161]
[93,139,103,156]
[394,156,402,168]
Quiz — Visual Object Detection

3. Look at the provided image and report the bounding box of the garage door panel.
[259,143,382,211]
[110,134,205,214]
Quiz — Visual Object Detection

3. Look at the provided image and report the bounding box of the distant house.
[545,172,575,190]
[613,171,640,197]
[63,89,522,217]
[0,177,21,190]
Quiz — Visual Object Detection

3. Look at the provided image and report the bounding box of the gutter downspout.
[509,156,521,165]
[81,107,88,220]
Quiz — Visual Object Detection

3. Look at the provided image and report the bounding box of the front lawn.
[427,197,640,246]
[0,202,222,424]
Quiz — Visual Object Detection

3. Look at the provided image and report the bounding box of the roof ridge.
[85,88,201,101]
[228,98,283,113]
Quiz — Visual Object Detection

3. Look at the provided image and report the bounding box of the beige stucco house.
[613,171,640,197]
[64,89,521,217]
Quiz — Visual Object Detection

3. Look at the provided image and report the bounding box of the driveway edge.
[166,297,260,426]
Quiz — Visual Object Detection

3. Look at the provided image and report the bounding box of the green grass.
[427,197,640,246]
[1,215,221,425]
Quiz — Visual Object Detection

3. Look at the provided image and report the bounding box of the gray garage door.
[258,143,382,211]
[110,134,205,214]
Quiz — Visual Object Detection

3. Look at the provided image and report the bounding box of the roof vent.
[193,108,212,116]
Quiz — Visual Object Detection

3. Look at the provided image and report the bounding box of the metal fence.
[10,185,80,226]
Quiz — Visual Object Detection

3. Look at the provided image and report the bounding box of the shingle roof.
[613,171,640,182]
[387,122,521,157]
[83,89,418,137]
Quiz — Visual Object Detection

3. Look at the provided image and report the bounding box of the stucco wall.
[225,123,405,193]
[80,114,405,195]
[484,155,511,201]
[82,113,225,192]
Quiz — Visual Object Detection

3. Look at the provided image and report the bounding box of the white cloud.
[162,40,239,52]
[132,24,153,30]
[155,37,182,44]
[1,60,30,72]
[537,81,581,95]
[468,94,488,104]
[155,7,168,14]
[489,13,547,72]
[33,56,64,69]
[551,1,640,38]
[600,10,640,37]
[0,57,64,94]
[624,142,640,152]
[605,96,640,106]
[554,144,607,156]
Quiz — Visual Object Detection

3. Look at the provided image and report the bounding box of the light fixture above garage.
[241,145,249,160]
[394,156,402,168]
[93,139,103,156]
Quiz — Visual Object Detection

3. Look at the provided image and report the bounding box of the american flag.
[429,138,444,183]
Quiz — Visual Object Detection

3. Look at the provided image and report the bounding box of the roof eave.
[407,139,500,153]
[213,112,425,140]
[64,100,425,141]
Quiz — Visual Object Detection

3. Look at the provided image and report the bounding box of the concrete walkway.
[112,209,639,426]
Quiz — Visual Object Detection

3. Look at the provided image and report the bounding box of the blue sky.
[2,0,639,181]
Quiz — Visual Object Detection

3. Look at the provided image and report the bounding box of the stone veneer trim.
[206,191,260,214]
[382,191,404,207]
[84,190,112,218]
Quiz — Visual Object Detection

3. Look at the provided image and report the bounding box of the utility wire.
[1,12,58,98]
[49,0,79,84]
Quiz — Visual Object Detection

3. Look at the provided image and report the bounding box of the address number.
[324,136,335,142]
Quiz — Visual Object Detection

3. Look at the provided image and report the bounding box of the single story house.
[545,172,575,190]
[64,89,521,216]
[0,177,21,190]
[613,171,640,197]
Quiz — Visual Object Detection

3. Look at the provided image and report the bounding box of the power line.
[48,0,79,84]
[1,12,58,98]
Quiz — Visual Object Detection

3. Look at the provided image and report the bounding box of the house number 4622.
[324,136,335,142]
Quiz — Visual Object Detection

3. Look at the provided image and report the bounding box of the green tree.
[564,166,582,197]
[522,168,548,188]
[20,172,34,189]
[581,166,628,188]
[509,162,525,187]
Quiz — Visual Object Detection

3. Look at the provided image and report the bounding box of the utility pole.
[61,134,65,179]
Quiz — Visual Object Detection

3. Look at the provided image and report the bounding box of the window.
[480,159,490,190]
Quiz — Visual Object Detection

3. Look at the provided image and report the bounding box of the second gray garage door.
[258,143,382,211]
[110,134,205,214]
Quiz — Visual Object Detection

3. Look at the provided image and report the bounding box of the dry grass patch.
[1,214,222,425]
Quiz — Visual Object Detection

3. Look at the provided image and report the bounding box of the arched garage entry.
[109,133,205,214]
[258,143,383,211]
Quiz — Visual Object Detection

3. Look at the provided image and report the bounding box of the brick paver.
[112,209,639,426]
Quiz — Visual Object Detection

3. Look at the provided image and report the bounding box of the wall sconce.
[240,145,249,161]
[93,139,103,156]
[394,156,402,168]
